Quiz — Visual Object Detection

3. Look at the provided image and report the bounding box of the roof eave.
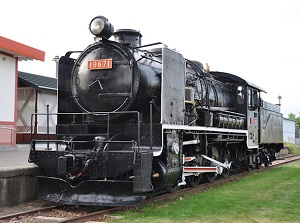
[0,36,45,62]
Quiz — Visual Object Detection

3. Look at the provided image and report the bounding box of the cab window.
[237,85,244,104]
[248,88,258,108]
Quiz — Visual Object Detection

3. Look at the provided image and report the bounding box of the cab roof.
[210,71,267,93]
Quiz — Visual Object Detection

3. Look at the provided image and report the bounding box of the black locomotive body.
[29,16,283,206]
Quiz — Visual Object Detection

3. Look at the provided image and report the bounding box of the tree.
[288,113,300,130]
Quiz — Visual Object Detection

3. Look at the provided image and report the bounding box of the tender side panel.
[259,101,283,144]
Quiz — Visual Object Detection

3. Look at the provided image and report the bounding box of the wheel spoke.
[186,175,202,187]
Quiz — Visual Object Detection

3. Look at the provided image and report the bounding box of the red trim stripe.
[184,167,217,172]
[184,157,195,162]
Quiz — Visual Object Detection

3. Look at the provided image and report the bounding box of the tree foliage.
[288,113,300,129]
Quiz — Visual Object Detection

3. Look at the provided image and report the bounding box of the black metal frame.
[30,111,142,154]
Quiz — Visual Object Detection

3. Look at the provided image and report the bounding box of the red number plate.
[88,59,113,70]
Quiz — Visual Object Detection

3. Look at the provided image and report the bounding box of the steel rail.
[0,205,65,221]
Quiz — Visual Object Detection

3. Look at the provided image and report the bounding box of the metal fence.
[287,137,300,146]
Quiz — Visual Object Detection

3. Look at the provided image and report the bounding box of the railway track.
[1,154,299,223]
[0,205,64,222]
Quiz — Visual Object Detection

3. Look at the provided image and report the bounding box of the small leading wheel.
[186,174,202,187]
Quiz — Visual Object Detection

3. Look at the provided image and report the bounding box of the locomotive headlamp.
[89,16,114,39]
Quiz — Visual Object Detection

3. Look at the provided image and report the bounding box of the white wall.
[17,87,35,132]
[0,55,16,122]
[37,90,57,134]
[283,118,295,142]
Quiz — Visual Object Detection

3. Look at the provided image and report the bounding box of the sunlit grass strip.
[284,142,300,154]
[111,161,300,223]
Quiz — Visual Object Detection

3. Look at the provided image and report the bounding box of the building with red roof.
[0,36,45,148]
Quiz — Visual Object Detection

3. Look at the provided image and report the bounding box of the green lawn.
[109,161,300,223]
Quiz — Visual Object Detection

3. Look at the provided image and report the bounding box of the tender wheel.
[255,163,260,169]
[245,164,253,171]
[255,154,261,169]
[264,155,270,167]
[244,154,254,171]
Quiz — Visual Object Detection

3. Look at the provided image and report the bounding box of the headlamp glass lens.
[90,18,105,35]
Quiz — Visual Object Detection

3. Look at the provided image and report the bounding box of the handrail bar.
[30,111,141,153]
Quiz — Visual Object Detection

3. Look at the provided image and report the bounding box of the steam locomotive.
[29,15,283,206]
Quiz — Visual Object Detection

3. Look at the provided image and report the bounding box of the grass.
[109,160,300,223]
[284,142,300,154]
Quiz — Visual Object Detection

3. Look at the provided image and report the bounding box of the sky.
[1,0,299,118]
